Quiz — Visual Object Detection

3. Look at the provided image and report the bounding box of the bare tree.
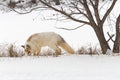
[0,0,117,54]
[113,14,120,53]
[38,0,117,54]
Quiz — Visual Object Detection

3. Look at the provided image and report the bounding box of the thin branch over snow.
[11,6,46,14]
[55,24,86,30]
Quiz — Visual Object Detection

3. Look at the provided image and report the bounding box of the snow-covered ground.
[0,55,120,80]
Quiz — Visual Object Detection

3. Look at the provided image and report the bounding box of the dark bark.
[113,14,120,53]
[31,0,36,3]
[53,0,60,5]
[93,25,111,54]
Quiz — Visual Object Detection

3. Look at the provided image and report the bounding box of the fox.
[22,32,75,56]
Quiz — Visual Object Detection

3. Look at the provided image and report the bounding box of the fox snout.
[21,45,31,55]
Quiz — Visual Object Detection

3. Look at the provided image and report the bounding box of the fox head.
[21,44,31,55]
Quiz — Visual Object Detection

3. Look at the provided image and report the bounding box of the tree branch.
[83,0,96,27]
[102,0,117,25]
[55,24,86,30]
[90,0,101,24]
[107,32,115,42]
[12,6,46,14]
[74,4,89,19]
[39,0,90,25]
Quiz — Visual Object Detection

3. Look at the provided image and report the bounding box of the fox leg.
[34,47,41,56]
[56,47,61,55]
[50,45,61,56]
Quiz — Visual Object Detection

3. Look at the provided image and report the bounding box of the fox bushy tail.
[59,42,75,54]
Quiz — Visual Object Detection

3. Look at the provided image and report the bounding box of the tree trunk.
[113,14,120,53]
[94,27,111,54]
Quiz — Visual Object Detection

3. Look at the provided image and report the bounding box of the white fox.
[22,32,75,56]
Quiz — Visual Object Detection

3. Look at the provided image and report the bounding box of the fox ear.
[21,45,25,48]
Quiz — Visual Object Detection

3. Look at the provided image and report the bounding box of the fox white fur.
[22,32,75,56]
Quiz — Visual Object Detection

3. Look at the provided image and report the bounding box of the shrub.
[77,44,101,55]
[0,42,24,57]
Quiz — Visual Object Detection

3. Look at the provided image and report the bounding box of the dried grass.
[77,44,102,55]
[0,42,102,57]
[0,42,24,57]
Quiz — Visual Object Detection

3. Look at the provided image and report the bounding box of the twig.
[12,6,47,14]
[55,24,86,30]
[107,32,115,42]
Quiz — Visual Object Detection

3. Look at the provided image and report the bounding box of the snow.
[0,1,120,80]
[0,55,120,80]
